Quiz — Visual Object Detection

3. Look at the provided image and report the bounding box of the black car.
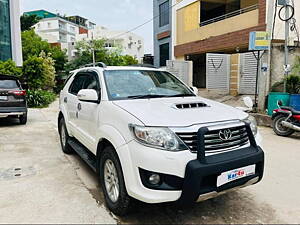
[0,75,27,125]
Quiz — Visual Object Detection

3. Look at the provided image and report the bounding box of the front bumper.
[178,146,264,204]
[121,124,264,204]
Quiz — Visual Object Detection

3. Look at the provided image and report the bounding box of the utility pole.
[91,31,96,66]
[284,0,290,92]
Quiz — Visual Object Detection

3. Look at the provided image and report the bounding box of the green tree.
[0,60,22,76]
[67,39,138,71]
[22,30,67,72]
[22,52,56,90]
[21,14,40,31]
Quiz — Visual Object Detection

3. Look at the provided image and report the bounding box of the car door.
[66,73,87,136]
[76,71,101,149]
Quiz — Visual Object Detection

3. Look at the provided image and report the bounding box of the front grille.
[176,126,250,156]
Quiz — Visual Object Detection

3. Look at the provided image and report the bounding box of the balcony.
[176,0,260,46]
[200,4,259,27]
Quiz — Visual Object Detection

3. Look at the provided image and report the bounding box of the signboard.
[249,32,270,51]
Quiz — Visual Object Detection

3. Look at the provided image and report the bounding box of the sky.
[20,0,154,54]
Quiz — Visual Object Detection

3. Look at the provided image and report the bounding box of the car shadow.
[117,190,281,224]
[68,149,282,224]
[0,117,21,127]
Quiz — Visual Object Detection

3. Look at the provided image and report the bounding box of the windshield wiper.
[165,94,195,98]
[127,94,169,99]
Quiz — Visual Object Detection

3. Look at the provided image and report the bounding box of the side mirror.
[190,86,198,96]
[77,89,99,103]
[277,100,283,107]
[243,96,254,109]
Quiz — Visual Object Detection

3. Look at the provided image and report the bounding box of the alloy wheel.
[104,159,120,203]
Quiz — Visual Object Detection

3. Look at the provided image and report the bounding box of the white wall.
[9,0,23,66]
[34,18,79,44]
[270,0,300,42]
[77,26,145,61]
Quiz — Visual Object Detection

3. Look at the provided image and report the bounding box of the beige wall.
[176,0,259,46]
[175,56,185,61]
[230,54,240,96]
[241,0,258,8]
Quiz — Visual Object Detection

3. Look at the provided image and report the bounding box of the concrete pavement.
[0,100,299,224]
[0,101,115,224]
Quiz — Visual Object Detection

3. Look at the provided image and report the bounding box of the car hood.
[113,97,248,127]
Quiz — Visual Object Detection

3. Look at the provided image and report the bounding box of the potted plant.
[286,74,300,110]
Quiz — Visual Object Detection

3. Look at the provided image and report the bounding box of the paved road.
[0,101,299,224]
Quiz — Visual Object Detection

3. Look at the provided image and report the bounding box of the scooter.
[272,101,300,137]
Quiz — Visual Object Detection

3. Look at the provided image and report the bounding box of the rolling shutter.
[206,53,230,92]
[239,52,258,95]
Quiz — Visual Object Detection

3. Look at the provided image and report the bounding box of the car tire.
[272,114,295,137]
[58,118,73,154]
[99,146,132,216]
[19,113,27,125]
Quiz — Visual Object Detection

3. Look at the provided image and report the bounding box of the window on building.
[159,43,169,67]
[0,0,12,61]
[159,0,169,27]
[200,0,258,26]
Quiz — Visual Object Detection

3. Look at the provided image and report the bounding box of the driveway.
[0,100,299,224]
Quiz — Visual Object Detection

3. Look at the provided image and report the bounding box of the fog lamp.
[149,174,161,185]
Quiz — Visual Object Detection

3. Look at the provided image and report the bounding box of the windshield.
[104,70,195,100]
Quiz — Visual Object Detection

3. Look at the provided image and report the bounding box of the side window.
[69,75,86,95]
[82,73,100,91]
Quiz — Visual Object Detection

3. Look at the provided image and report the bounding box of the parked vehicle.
[272,101,300,136]
[0,75,27,125]
[58,63,264,216]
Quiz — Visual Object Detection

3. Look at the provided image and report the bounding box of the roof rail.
[130,64,157,68]
[80,62,107,69]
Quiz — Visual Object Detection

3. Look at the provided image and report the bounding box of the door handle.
[64,97,68,103]
[77,103,82,111]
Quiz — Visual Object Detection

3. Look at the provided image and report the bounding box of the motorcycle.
[272,101,300,137]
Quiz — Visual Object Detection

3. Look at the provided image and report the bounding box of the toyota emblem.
[219,129,232,141]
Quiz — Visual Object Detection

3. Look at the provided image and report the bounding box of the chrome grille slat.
[176,125,249,156]
[205,137,249,150]
[205,132,248,144]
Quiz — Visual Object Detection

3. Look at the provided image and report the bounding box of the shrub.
[22,52,56,91]
[27,90,57,108]
[286,74,300,94]
[0,60,22,76]
[271,75,300,94]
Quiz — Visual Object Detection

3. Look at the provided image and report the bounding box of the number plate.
[0,96,8,101]
[217,165,256,187]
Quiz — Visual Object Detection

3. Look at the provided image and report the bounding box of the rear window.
[0,80,20,89]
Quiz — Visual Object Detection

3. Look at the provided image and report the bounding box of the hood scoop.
[174,102,209,109]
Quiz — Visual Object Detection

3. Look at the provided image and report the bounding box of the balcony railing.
[200,4,259,27]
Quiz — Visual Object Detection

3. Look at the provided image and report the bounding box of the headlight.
[129,125,188,151]
[243,115,258,136]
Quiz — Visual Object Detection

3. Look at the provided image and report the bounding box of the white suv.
[58,63,264,216]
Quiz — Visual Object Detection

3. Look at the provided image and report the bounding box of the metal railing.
[200,4,259,27]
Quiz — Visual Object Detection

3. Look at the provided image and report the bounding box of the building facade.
[77,26,145,62]
[33,17,80,44]
[25,10,96,60]
[0,0,23,66]
[158,0,300,110]
[153,0,174,67]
